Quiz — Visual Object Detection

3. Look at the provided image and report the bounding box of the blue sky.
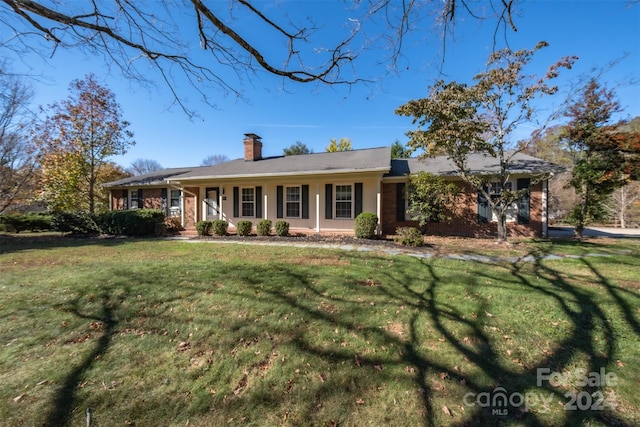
[4,1,640,169]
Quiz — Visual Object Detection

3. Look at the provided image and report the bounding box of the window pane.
[241,188,254,217]
[130,190,139,209]
[286,186,300,202]
[335,185,352,218]
[336,201,351,218]
[285,186,301,218]
[335,185,351,201]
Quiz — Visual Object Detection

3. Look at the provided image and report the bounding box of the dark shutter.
[138,189,144,209]
[276,186,284,218]
[517,178,531,224]
[255,186,262,218]
[233,187,239,217]
[302,185,309,219]
[477,190,489,223]
[161,188,167,213]
[354,183,363,217]
[325,184,333,219]
[396,183,406,222]
[122,189,128,210]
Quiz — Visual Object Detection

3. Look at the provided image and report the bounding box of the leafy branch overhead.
[1,0,519,115]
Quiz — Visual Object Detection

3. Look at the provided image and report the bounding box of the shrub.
[96,209,166,237]
[394,226,424,247]
[51,211,99,234]
[354,212,379,239]
[212,220,228,236]
[0,213,53,233]
[236,220,252,236]
[196,220,213,236]
[275,220,289,237]
[257,219,272,236]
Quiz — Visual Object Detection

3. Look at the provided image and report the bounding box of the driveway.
[549,226,640,238]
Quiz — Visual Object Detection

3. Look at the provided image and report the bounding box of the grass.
[0,234,639,426]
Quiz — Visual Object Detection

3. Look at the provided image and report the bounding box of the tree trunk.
[496,211,508,242]
[619,186,626,229]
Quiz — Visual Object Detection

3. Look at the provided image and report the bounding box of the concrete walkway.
[170,234,635,264]
[548,226,640,238]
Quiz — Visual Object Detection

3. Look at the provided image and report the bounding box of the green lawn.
[1,235,638,426]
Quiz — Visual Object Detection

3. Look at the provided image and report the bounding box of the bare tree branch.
[1,0,519,115]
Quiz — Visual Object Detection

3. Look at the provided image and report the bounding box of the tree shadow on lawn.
[43,249,638,426]
[237,252,639,426]
[45,292,119,426]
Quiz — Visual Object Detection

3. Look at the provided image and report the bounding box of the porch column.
[315,182,321,232]
[218,188,224,220]
[376,179,381,235]
[264,191,268,219]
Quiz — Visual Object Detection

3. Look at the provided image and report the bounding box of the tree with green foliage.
[33,73,134,214]
[283,141,313,156]
[326,138,352,152]
[407,172,460,230]
[396,41,576,242]
[563,78,639,237]
[391,140,411,159]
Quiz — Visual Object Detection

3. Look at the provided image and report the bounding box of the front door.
[205,188,219,220]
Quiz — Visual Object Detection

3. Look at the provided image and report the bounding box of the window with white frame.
[130,190,140,209]
[241,187,255,217]
[486,181,516,222]
[169,189,181,217]
[285,186,301,218]
[335,184,353,219]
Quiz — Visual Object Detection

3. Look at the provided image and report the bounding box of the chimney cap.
[244,133,262,140]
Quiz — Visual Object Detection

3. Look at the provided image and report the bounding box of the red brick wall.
[381,181,545,238]
[142,188,163,210]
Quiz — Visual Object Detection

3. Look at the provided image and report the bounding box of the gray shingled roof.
[167,146,392,181]
[387,152,566,177]
[103,167,200,187]
[103,147,392,188]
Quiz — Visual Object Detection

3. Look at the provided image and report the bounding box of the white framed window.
[241,187,255,217]
[487,181,516,222]
[335,184,353,219]
[130,190,140,209]
[169,189,181,217]
[285,186,301,218]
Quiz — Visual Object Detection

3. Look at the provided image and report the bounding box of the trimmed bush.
[354,212,379,239]
[0,213,53,233]
[275,220,289,237]
[52,211,99,234]
[95,209,165,237]
[257,219,272,236]
[196,220,213,236]
[212,220,228,236]
[236,220,252,236]
[394,227,424,247]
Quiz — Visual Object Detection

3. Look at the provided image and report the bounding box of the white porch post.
[264,191,268,219]
[218,188,224,220]
[376,179,381,235]
[315,182,321,232]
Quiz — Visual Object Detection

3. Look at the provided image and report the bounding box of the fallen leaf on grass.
[442,405,452,416]
[356,398,365,404]
[12,394,26,403]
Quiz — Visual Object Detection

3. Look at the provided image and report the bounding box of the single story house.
[103,133,563,237]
